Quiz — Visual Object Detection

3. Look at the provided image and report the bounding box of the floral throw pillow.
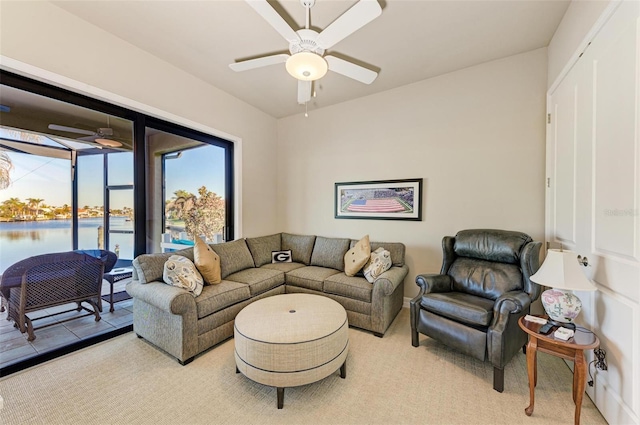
[363,247,392,283]
[163,255,204,296]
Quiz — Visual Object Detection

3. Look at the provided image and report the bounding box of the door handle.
[577,255,589,267]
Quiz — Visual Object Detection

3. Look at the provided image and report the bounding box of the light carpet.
[0,308,606,425]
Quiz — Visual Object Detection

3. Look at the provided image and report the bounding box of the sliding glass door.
[144,124,233,254]
[0,70,234,373]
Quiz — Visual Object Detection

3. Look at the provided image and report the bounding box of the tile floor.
[0,278,132,369]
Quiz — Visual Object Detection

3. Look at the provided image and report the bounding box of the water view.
[0,217,133,273]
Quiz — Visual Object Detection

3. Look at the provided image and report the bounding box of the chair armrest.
[415,274,452,294]
[373,265,408,296]
[493,291,532,316]
[126,280,195,315]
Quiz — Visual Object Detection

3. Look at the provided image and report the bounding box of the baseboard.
[403,296,411,309]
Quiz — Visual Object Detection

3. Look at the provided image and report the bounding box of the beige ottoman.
[234,293,349,409]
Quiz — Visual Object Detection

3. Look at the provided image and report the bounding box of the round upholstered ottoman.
[234,293,349,409]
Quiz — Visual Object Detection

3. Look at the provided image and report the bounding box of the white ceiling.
[52,0,570,118]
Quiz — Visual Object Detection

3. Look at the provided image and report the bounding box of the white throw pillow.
[163,255,204,296]
[363,247,392,283]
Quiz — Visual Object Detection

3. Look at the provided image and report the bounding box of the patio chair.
[0,251,108,341]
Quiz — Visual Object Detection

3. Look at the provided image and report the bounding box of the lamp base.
[541,288,583,329]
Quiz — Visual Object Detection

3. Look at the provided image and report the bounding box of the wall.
[277,48,548,299]
[0,1,280,238]
[547,0,611,88]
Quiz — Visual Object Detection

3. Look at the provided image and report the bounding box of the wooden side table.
[518,316,599,425]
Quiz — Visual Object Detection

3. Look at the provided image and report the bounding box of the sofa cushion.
[194,236,221,285]
[162,255,204,297]
[344,235,370,277]
[245,234,281,267]
[195,280,252,319]
[225,268,284,296]
[420,292,495,327]
[324,273,372,303]
[210,239,255,279]
[133,248,194,284]
[310,236,350,271]
[449,257,523,300]
[285,266,340,292]
[282,233,316,265]
[261,262,306,273]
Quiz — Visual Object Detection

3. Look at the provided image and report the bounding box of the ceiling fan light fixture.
[286,52,327,81]
[95,138,122,148]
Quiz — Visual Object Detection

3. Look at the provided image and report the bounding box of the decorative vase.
[541,288,582,324]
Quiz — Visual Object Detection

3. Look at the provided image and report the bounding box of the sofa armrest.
[373,265,408,296]
[493,290,532,317]
[126,280,195,315]
[415,274,452,294]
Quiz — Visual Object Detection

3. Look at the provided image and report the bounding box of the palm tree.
[2,197,23,219]
[26,198,44,219]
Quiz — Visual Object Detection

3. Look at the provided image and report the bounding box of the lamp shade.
[530,249,596,291]
[285,52,328,81]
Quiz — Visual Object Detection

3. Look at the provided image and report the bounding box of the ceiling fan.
[230,0,382,105]
[47,123,124,148]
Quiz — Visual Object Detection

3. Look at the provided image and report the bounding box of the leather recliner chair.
[410,229,542,392]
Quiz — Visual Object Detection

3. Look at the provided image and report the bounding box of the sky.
[0,143,225,209]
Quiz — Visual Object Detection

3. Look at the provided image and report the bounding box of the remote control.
[539,323,554,335]
[524,315,547,325]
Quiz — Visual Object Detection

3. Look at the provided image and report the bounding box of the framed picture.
[335,178,423,220]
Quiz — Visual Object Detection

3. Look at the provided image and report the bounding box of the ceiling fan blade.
[97,128,114,136]
[229,54,289,72]
[325,56,377,84]
[316,0,382,50]
[246,0,300,43]
[298,80,311,105]
[48,124,96,136]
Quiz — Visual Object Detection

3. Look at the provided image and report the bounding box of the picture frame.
[335,178,423,221]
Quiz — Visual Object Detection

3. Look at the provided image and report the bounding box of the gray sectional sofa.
[126,232,408,364]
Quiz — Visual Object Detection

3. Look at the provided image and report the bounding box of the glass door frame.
[146,117,234,243]
[1,70,235,258]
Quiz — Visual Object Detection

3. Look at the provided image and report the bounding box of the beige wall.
[547,0,611,88]
[277,48,548,299]
[0,1,280,238]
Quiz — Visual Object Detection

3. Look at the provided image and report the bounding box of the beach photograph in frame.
[335,178,423,220]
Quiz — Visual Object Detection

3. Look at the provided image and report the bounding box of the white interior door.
[546,2,640,424]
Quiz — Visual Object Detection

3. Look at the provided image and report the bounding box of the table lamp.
[530,249,597,330]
